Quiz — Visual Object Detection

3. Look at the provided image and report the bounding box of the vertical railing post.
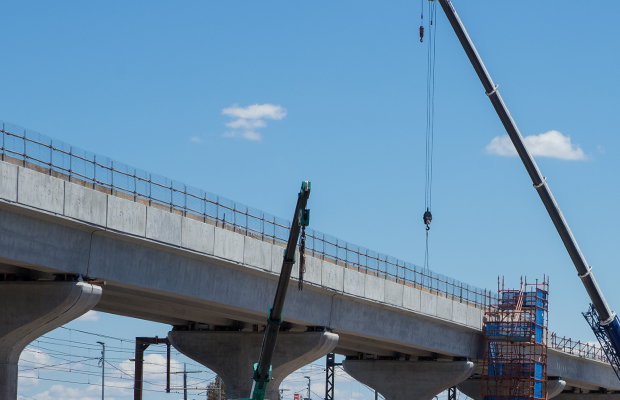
[148,174,152,207]
[23,130,27,168]
[49,140,53,176]
[69,147,73,182]
[1,123,4,161]
[111,161,115,196]
[233,203,237,232]
[170,181,173,213]
[261,212,265,242]
[93,155,97,191]
[184,185,187,217]
[203,193,207,223]
[134,169,137,202]
[216,196,220,228]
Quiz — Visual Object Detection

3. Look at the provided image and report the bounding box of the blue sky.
[3,0,620,398]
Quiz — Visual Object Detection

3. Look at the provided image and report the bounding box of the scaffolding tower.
[482,277,549,400]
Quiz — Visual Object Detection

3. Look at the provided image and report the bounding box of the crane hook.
[423,208,432,231]
[420,26,425,43]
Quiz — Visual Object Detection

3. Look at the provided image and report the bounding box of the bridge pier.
[457,378,567,400]
[168,330,338,399]
[0,281,102,400]
[342,360,476,400]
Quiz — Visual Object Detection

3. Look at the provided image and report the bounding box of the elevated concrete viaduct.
[0,159,619,397]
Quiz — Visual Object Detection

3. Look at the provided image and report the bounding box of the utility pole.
[133,337,171,400]
[448,386,457,400]
[184,363,188,400]
[97,341,105,400]
[325,353,341,400]
[303,376,311,400]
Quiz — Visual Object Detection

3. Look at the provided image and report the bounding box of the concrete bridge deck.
[0,157,618,392]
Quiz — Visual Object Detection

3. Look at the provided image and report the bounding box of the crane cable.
[423,0,438,270]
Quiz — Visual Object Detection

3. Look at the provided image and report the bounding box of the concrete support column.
[0,281,102,400]
[343,360,476,400]
[457,378,566,400]
[168,331,338,399]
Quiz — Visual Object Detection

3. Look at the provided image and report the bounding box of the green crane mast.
[235,181,311,400]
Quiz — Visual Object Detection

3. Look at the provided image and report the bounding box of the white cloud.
[222,104,287,120]
[77,310,100,322]
[222,103,287,141]
[226,119,267,130]
[486,130,587,160]
[17,371,39,388]
[118,353,183,382]
[242,131,262,141]
[189,136,202,143]
[20,347,52,369]
[28,381,130,400]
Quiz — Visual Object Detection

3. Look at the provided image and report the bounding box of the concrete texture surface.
[0,162,17,202]
[168,331,338,400]
[344,268,365,297]
[214,228,245,263]
[321,262,344,292]
[302,256,322,286]
[547,349,620,391]
[420,291,438,316]
[457,379,566,400]
[365,274,385,302]
[107,195,146,236]
[343,360,476,400]
[0,282,101,399]
[146,206,182,246]
[384,280,404,307]
[182,217,215,255]
[244,237,272,270]
[404,285,422,311]
[64,182,107,226]
[17,167,64,214]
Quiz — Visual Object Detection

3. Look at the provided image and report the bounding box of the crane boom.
[435,0,620,372]
[238,181,311,400]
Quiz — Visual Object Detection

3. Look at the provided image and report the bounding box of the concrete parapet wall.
[0,161,486,344]
[0,162,17,202]
[182,217,215,255]
[64,182,107,226]
[146,207,183,246]
[17,167,64,214]
[0,160,485,332]
[107,195,146,236]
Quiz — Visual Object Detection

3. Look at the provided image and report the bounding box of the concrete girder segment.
[457,379,566,400]
[343,360,476,400]
[0,281,102,400]
[168,330,338,400]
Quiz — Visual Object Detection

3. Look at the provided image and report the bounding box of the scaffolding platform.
[482,277,549,400]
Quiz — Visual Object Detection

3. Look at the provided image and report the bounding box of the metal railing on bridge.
[550,333,607,362]
[0,120,492,309]
[0,120,611,366]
